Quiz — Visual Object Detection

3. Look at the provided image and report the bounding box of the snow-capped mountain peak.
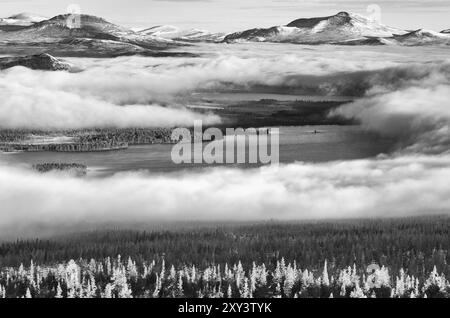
[224,11,407,44]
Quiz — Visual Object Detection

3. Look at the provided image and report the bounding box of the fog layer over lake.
[1,44,450,237]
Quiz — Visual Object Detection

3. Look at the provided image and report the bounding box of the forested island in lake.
[33,163,87,176]
[0,128,176,153]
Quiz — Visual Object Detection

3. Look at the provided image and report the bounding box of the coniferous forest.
[0,216,448,298]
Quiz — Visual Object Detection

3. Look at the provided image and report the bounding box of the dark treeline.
[0,128,172,145]
[75,128,175,145]
[0,216,449,277]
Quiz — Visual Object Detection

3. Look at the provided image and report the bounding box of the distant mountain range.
[0,11,449,56]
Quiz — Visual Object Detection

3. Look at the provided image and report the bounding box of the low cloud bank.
[333,69,450,153]
[1,155,450,238]
[0,68,220,129]
[1,47,449,129]
[12,53,450,102]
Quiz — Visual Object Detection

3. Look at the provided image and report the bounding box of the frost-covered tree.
[322,260,330,287]
[102,284,113,298]
[0,256,449,298]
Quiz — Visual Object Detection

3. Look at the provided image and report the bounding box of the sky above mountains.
[1,0,449,32]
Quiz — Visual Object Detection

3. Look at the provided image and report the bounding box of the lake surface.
[193,92,353,103]
[0,125,396,176]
